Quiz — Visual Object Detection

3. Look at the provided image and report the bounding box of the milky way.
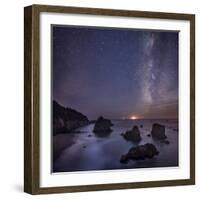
[53,26,178,120]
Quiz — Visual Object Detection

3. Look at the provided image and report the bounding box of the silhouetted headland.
[53,101,89,135]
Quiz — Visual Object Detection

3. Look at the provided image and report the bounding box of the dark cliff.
[53,101,89,135]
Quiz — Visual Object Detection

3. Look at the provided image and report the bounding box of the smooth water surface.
[53,119,178,172]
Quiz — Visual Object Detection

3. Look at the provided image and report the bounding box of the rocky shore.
[53,104,174,167]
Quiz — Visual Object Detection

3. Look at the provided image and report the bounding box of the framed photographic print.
[24,4,195,194]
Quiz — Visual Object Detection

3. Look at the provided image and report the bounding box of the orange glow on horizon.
[130,116,138,120]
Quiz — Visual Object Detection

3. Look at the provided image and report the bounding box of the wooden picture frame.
[24,4,195,194]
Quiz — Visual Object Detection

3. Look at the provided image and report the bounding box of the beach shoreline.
[53,134,75,161]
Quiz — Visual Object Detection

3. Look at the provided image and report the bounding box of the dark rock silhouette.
[93,116,112,135]
[147,134,151,137]
[120,143,159,163]
[160,140,170,145]
[151,123,167,140]
[122,126,141,142]
[53,100,89,135]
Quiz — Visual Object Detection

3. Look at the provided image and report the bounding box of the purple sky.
[52,25,178,120]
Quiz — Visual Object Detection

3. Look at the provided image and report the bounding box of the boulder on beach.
[151,123,167,140]
[122,126,141,142]
[93,116,112,134]
[120,143,159,163]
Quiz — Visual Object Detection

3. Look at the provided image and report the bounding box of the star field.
[53,26,178,120]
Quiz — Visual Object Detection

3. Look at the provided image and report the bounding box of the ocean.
[53,119,178,172]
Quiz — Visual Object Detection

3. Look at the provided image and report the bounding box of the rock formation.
[122,126,141,142]
[151,123,167,140]
[120,143,159,163]
[53,100,89,135]
[93,116,112,135]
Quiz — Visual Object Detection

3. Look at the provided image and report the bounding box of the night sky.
[52,25,178,120]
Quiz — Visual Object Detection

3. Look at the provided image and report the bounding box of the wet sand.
[53,134,75,161]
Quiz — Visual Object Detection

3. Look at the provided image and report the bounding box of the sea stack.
[93,116,113,134]
[151,123,167,140]
[122,126,141,142]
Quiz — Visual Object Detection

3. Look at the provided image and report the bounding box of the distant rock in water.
[147,134,151,137]
[90,120,96,124]
[122,126,141,142]
[160,140,170,145]
[93,116,112,135]
[120,143,159,163]
[53,101,89,135]
[151,123,167,140]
